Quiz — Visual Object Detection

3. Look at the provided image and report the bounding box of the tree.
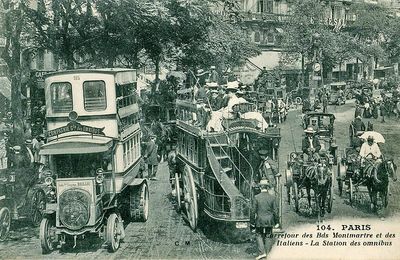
[1,0,33,144]
[281,0,329,86]
[347,2,394,78]
[28,0,101,69]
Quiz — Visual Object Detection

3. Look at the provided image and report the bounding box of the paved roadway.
[1,100,399,259]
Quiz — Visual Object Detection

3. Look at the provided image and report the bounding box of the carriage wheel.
[293,182,299,213]
[349,178,354,206]
[182,165,198,231]
[28,189,46,227]
[174,172,182,211]
[327,183,333,213]
[286,185,291,205]
[0,207,11,242]
[348,125,354,146]
[285,168,293,204]
[40,217,56,254]
[337,163,346,197]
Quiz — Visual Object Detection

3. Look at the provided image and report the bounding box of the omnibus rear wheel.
[130,182,149,222]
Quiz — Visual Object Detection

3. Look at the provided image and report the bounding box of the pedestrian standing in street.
[31,118,44,138]
[251,179,279,260]
[32,134,44,172]
[322,94,328,113]
[144,134,159,180]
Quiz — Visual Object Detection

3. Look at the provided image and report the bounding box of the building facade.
[233,0,361,88]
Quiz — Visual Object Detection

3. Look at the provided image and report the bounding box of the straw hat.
[304,127,316,134]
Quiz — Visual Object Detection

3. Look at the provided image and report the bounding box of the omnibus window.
[53,152,110,178]
[51,82,73,113]
[84,81,107,111]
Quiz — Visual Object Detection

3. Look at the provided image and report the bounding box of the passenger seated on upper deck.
[226,83,248,113]
[214,88,228,110]
[195,84,207,103]
[209,90,219,110]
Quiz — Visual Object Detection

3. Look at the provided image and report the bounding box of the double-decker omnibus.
[38,69,148,253]
[172,84,282,240]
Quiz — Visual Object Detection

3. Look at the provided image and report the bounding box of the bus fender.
[127,178,147,187]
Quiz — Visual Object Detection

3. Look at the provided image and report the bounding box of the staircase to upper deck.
[204,133,254,220]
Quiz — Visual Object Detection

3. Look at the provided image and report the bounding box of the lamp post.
[311,33,323,92]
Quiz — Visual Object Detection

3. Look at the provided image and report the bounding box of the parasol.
[360,131,385,143]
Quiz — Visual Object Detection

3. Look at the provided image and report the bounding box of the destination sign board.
[46,121,105,138]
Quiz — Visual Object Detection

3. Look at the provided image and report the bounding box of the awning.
[40,135,113,155]
[0,77,11,100]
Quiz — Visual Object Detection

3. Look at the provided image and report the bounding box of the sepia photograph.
[0,0,400,259]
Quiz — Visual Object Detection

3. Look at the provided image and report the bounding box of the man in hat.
[359,135,381,160]
[251,179,279,260]
[257,150,279,188]
[32,134,46,171]
[302,127,321,160]
[352,116,366,133]
[359,135,382,177]
[31,118,44,138]
[236,90,247,104]
[215,87,229,110]
[144,134,159,180]
[209,90,220,110]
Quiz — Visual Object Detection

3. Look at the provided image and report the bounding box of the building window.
[254,31,261,43]
[51,82,73,113]
[266,31,275,44]
[36,49,45,70]
[83,80,107,111]
[257,0,264,13]
[266,0,273,13]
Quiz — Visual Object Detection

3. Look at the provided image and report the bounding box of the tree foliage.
[1,0,34,144]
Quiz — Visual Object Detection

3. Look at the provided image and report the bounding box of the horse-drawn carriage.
[285,151,334,218]
[302,113,338,163]
[328,82,347,105]
[337,131,397,212]
[172,86,282,240]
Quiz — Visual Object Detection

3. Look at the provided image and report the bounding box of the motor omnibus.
[38,69,148,253]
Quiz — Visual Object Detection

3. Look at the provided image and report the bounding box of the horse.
[303,160,332,218]
[365,158,397,213]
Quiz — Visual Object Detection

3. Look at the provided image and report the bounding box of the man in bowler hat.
[251,179,279,260]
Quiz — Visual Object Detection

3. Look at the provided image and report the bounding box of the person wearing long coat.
[251,179,279,260]
[144,135,159,180]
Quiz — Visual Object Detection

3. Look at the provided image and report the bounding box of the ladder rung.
[222,167,232,173]
[216,155,229,160]
[210,143,228,147]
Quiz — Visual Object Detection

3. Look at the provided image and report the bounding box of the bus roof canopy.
[40,135,113,155]
[44,68,137,85]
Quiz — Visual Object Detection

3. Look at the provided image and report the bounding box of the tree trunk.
[2,4,24,146]
[301,53,305,87]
